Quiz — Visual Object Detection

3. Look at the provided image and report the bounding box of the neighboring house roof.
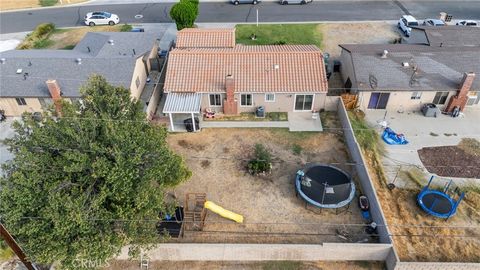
[164,45,328,93]
[175,28,236,48]
[339,44,480,91]
[0,31,163,98]
[410,26,480,47]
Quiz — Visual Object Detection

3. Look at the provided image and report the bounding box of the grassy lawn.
[236,24,322,48]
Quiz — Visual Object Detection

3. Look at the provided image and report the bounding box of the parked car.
[456,20,478,26]
[423,19,446,26]
[398,15,419,37]
[280,0,312,4]
[84,12,120,26]
[231,0,260,5]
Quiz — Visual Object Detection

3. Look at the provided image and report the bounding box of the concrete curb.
[0,0,96,14]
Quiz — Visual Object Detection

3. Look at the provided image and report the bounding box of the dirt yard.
[364,148,480,262]
[321,22,401,58]
[104,260,385,270]
[166,127,370,244]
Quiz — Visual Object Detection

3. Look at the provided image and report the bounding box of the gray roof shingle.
[0,31,163,98]
[340,44,480,91]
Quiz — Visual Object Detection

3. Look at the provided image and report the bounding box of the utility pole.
[0,222,38,270]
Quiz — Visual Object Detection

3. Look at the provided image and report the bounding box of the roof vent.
[16,68,22,74]
[274,64,279,70]
[76,58,82,65]
[0,58,5,64]
[108,39,114,45]
[381,50,389,58]
[402,62,409,67]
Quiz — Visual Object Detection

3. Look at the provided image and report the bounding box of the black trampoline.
[295,164,355,208]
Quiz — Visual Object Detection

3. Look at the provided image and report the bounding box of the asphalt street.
[1,1,480,33]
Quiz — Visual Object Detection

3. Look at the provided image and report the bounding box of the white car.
[456,20,478,26]
[423,19,446,26]
[398,15,419,37]
[84,12,120,26]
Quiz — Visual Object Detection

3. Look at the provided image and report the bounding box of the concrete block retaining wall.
[335,99,393,245]
[118,243,393,261]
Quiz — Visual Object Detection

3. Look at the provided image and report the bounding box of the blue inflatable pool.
[382,127,408,145]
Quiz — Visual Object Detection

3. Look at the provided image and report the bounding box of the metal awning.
[163,93,202,114]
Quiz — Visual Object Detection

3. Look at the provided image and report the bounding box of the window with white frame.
[432,91,449,105]
[209,94,222,106]
[241,94,253,106]
[265,93,275,102]
[411,91,421,100]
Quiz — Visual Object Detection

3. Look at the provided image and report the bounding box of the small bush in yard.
[120,24,133,32]
[292,144,302,155]
[247,144,272,175]
[17,23,55,49]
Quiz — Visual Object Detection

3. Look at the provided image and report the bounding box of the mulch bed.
[418,146,480,179]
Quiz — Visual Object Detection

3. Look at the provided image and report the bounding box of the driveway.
[364,107,480,187]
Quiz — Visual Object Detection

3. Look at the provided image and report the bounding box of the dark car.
[184,117,200,132]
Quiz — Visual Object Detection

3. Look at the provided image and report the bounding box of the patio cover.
[163,93,202,114]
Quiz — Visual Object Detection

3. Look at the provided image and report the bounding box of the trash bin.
[256,106,265,118]
[421,103,440,117]
[184,117,199,132]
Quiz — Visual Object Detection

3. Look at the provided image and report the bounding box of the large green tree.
[0,75,191,269]
[170,0,199,30]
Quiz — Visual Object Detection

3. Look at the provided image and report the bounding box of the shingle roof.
[339,44,480,91]
[176,28,236,48]
[0,31,164,98]
[411,26,480,47]
[164,45,328,93]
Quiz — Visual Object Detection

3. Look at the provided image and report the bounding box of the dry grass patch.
[1,0,87,11]
[321,23,400,57]
[350,113,480,262]
[47,25,125,49]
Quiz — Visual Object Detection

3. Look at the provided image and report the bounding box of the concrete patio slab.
[364,108,480,187]
[201,121,289,129]
[288,112,323,132]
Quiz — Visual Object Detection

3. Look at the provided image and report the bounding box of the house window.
[432,92,449,105]
[294,94,314,111]
[241,94,253,106]
[135,77,140,88]
[411,91,422,100]
[209,94,222,106]
[16,98,27,106]
[367,92,390,109]
[265,93,275,102]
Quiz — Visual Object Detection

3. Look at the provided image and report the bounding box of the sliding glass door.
[295,94,314,111]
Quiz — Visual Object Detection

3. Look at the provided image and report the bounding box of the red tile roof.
[176,28,236,48]
[164,45,328,93]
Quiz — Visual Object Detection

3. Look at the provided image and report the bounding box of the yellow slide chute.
[204,201,244,223]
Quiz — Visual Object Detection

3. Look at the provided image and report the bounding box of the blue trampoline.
[295,164,355,209]
[417,176,465,219]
